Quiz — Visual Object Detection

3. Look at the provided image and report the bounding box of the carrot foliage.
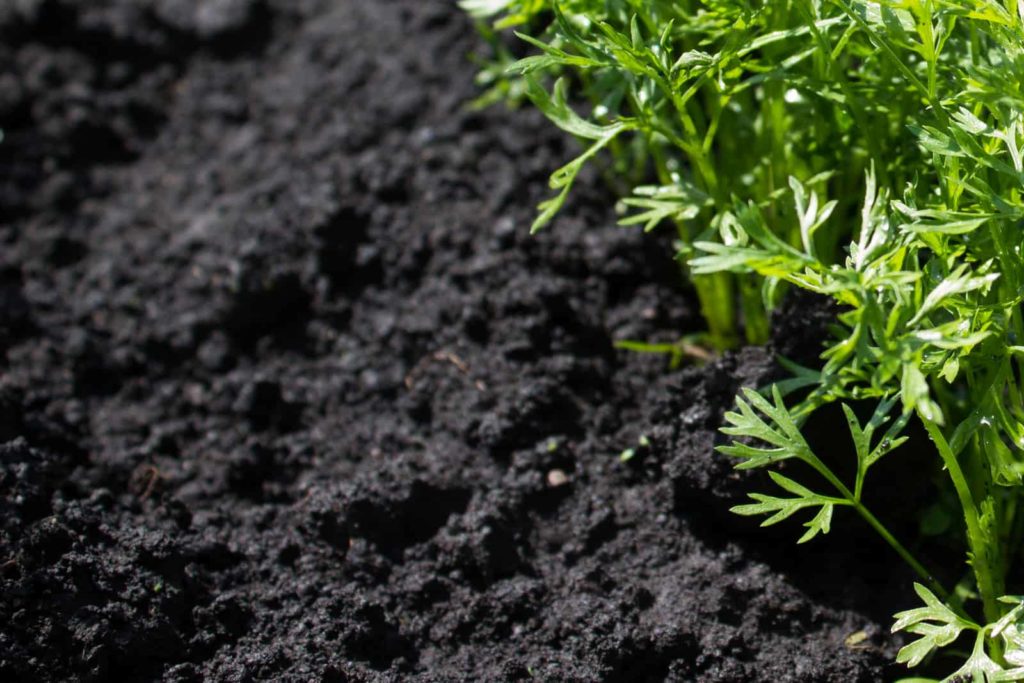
[464,0,1024,677]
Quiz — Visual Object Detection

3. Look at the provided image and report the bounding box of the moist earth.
[0,1,914,681]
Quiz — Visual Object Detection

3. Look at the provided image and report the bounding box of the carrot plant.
[465,0,1024,678]
[463,0,936,349]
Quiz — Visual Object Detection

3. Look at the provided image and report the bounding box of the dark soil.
[0,1,914,680]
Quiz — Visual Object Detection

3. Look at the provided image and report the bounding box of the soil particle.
[0,1,910,681]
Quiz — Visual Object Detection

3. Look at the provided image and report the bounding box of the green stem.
[740,275,770,345]
[853,502,947,600]
[920,414,1003,625]
[693,273,738,350]
[805,452,947,599]
[650,142,739,351]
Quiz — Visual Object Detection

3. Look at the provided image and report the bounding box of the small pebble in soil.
[546,469,569,488]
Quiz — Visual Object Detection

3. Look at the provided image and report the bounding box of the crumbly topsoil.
[1,1,913,681]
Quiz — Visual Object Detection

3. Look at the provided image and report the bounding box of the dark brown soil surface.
[1,1,914,680]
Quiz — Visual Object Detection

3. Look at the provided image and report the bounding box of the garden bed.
[1,1,911,680]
